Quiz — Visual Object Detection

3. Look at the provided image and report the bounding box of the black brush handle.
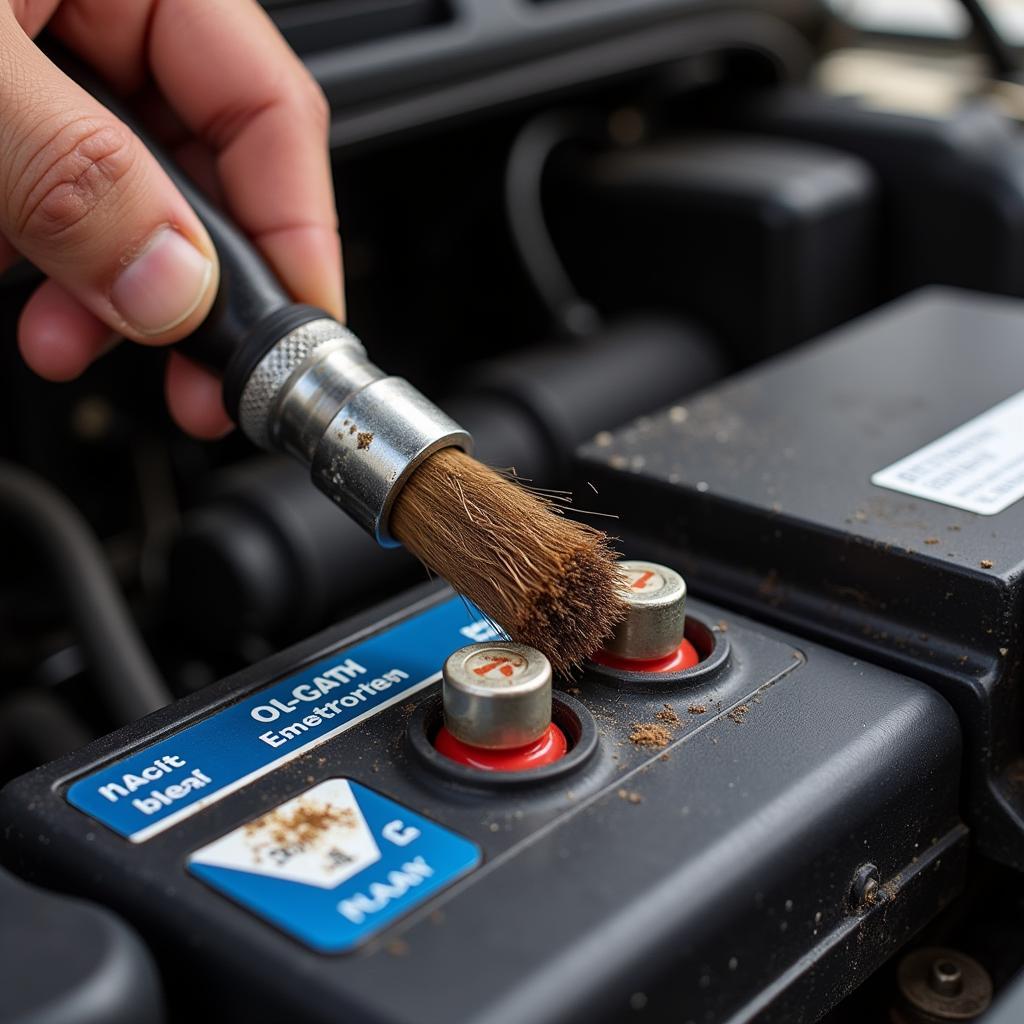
[48,42,328,419]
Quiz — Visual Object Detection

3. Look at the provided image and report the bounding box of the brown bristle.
[391,448,626,674]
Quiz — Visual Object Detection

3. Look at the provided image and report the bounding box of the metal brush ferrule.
[237,318,472,546]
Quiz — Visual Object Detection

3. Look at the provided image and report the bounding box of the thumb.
[0,21,218,345]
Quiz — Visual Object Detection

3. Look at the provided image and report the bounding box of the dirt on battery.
[629,723,672,748]
[246,800,357,851]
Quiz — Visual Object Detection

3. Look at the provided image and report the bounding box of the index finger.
[53,0,344,320]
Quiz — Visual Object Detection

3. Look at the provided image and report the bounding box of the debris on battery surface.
[728,705,750,725]
[655,705,681,726]
[628,723,672,748]
[245,799,358,853]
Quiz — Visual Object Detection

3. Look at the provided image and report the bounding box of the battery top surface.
[0,583,964,1024]
[578,288,1024,659]
[580,286,1024,577]
[576,286,1024,866]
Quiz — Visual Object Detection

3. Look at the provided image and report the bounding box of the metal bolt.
[603,560,688,661]
[443,642,552,750]
[850,862,880,909]
[929,959,964,998]
[896,948,992,1022]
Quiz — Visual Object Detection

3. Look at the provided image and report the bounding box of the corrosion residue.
[629,723,672,748]
[655,705,681,726]
[357,431,374,450]
[688,703,707,715]
[728,704,750,725]
[618,788,644,804]
[245,800,356,851]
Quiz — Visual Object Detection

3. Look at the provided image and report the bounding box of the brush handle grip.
[50,42,327,419]
[48,41,472,549]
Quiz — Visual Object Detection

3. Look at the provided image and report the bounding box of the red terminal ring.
[434,723,568,771]
[590,639,700,674]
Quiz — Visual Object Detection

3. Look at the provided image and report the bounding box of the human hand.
[1,0,343,437]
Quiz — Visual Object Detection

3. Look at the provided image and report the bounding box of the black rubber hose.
[505,110,605,339]
[0,461,171,723]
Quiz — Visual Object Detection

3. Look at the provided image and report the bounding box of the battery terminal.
[434,643,568,771]
[591,560,700,673]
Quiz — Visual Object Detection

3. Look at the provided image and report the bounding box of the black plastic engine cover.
[575,286,1024,871]
[0,867,164,1024]
[1,583,964,1024]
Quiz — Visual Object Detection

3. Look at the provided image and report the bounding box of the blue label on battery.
[188,778,480,952]
[67,597,499,842]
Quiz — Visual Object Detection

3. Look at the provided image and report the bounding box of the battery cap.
[604,560,687,660]
[443,642,552,750]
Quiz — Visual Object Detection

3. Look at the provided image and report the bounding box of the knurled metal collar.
[237,318,362,450]
[443,642,552,750]
[603,560,687,660]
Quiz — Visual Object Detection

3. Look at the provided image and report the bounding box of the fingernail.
[111,227,213,336]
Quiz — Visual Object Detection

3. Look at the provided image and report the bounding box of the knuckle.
[292,72,330,134]
[10,117,136,242]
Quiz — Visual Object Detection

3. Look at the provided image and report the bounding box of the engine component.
[0,460,170,722]
[0,867,163,1024]
[725,88,1024,301]
[552,132,877,359]
[894,947,993,1023]
[460,316,723,472]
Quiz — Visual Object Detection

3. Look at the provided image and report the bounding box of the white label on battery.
[189,779,381,889]
[871,389,1024,515]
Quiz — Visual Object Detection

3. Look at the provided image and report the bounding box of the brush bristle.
[391,448,626,674]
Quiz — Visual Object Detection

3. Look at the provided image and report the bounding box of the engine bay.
[3,2,1024,1022]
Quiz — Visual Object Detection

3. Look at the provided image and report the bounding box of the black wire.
[0,461,171,723]
[958,0,1020,79]
[504,110,604,339]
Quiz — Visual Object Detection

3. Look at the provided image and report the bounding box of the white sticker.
[872,389,1024,515]
[190,779,381,889]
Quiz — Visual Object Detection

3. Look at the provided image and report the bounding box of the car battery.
[1,576,964,1024]
[575,286,1024,871]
